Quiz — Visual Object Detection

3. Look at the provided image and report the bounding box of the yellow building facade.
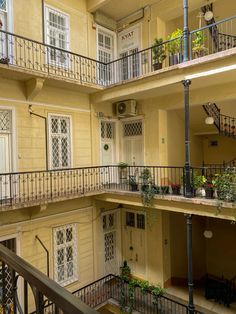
[0,0,236,313]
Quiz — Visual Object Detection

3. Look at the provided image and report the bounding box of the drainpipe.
[42,0,45,43]
[35,235,49,277]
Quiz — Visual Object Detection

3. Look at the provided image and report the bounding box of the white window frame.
[44,5,70,67]
[53,224,78,286]
[48,113,73,170]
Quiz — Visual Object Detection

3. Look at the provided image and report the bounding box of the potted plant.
[167,28,183,66]
[129,175,138,192]
[120,260,131,281]
[204,179,215,199]
[140,168,152,191]
[171,183,181,195]
[192,30,208,59]
[160,186,169,194]
[213,170,236,202]
[152,38,166,70]
[193,173,206,196]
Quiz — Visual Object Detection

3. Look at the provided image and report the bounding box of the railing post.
[182,79,193,197]
[183,0,189,62]
[185,214,195,314]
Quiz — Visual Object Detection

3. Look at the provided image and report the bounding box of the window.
[45,6,69,66]
[53,224,77,286]
[101,121,114,140]
[0,0,6,11]
[49,115,72,169]
[103,212,116,263]
[126,212,135,227]
[0,110,11,133]
[137,214,145,229]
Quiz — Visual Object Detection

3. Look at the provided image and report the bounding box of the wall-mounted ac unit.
[115,100,137,117]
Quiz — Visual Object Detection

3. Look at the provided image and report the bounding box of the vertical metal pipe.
[183,0,189,62]
[186,214,195,314]
[42,0,45,43]
[183,79,192,197]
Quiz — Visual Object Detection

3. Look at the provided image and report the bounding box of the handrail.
[0,29,106,65]
[0,243,98,314]
[190,15,236,34]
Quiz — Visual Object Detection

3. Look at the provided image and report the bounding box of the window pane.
[52,137,60,168]
[137,214,145,229]
[66,227,72,242]
[61,137,69,167]
[56,230,64,245]
[126,212,135,227]
[51,118,58,133]
[57,248,64,265]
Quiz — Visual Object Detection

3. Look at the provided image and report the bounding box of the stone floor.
[166,286,236,314]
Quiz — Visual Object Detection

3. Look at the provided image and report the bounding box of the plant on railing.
[171,183,181,195]
[129,175,139,192]
[120,260,131,281]
[204,178,215,199]
[213,169,236,202]
[192,31,208,58]
[193,172,206,196]
[140,168,156,206]
[152,38,167,70]
[118,162,128,183]
[167,28,183,65]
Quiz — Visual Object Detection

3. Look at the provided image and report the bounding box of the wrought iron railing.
[105,36,183,85]
[203,103,236,139]
[0,16,235,87]
[1,165,236,209]
[41,274,204,314]
[190,15,236,60]
[0,29,106,86]
[0,243,98,314]
[0,165,185,209]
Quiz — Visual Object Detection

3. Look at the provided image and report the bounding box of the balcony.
[0,165,235,219]
[0,16,235,90]
[0,243,98,314]
[40,274,204,314]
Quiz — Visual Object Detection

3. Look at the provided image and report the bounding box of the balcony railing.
[0,16,235,87]
[0,30,106,86]
[0,165,235,210]
[40,274,204,314]
[0,243,98,314]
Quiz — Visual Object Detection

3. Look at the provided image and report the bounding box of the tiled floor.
[166,286,236,314]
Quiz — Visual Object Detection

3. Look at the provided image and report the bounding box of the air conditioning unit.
[115,100,137,117]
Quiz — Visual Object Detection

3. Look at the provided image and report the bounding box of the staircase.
[203,103,236,139]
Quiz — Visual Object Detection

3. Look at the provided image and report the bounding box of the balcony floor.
[166,285,236,314]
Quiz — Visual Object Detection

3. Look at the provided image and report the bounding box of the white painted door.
[97,28,115,84]
[0,134,10,199]
[103,211,119,275]
[122,119,143,166]
[123,211,146,278]
[0,0,8,59]
[101,120,116,165]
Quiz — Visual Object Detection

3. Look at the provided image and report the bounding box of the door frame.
[0,106,17,172]
[102,209,122,276]
[122,208,147,278]
[99,118,119,166]
[120,116,144,166]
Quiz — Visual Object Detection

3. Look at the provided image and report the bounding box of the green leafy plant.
[213,170,236,202]
[192,30,208,57]
[193,172,206,190]
[167,28,183,55]
[152,38,166,65]
[140,168,156,206]
[120,260,131,281]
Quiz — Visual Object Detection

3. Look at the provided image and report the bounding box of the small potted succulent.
[167,28,183,66]
[152,38,167,70]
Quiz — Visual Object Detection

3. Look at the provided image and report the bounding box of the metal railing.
[105,36,183,85]
[1,164,236,209]
[0,243,98,314]
[0,29,106,86]
[0,165,185,209]
[0,16,235,87]
[190,15,236,60]
[41,274,204,314]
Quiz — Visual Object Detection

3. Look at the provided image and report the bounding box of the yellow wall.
[167,110,203,166]
[203,135,236,165]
